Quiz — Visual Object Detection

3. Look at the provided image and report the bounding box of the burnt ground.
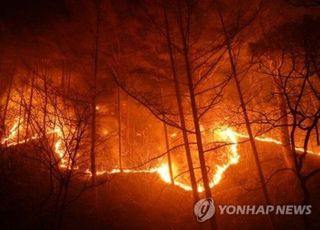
[0,140,320,230]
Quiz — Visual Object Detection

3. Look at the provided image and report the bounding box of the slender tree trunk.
[90,0,102,184]
[162,2,199,202]
[163,116,174,184]
[159,85,174,184]
[273,79,295,169]
[117,86,123,172]
[1,72,14,141]
[61,60,66,93]
[17,94,24,143]
[67,63,71,91]
[290,124,311,230]
[216,3,274,229]
[178,25,212,199]
[43,72,48,135]
[90,67,97,184]
[176,2,218,229]
[25,71,35,140]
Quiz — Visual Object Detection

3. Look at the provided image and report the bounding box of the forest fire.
[2,117,318,193]
[1,0,319,229]
[99,127,241,192]
[1,118,241,191]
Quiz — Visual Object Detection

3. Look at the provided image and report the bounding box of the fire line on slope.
[1,120,319,192]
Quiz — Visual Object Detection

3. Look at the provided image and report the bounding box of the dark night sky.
[0,0,68,28]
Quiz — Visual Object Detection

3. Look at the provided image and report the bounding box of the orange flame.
[1,118,22,146]
[105,128,240,192]
[2,116,319,193]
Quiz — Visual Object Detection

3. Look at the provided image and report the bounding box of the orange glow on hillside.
[2,118,319,192]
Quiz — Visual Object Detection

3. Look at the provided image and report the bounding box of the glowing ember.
[208,128,240,188]
[1,118,39,147]
[53,126,67,168]
[85,169,107,176]
[234,132,318,155]
[157,163,172,183]
[1,118,22,146]
[170,132,177,138]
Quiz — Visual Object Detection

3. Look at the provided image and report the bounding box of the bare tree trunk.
[178,21,212,199]
[1,72,14,140]
[162,2,199,201]
[159,85,174,184]
[163,116,174,184]
[90,69,97,184]
[25,71,35,140]
[216,3,274,229]
[67,63,71,91]
[17,93,24,143]
[117,86,123,172]
[273,79,295,169]
[175,2,218,229]
[61,60,66,93]
[43,72,48,135]
[90,0,102,184]
[289,121,312,230]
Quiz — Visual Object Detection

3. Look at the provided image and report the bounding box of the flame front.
[105,127,241,192]
[2,117,319,193]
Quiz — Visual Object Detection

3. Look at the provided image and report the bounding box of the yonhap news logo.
[194,198,312,222]
[194,198,215,222]
[218,204,312,215]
